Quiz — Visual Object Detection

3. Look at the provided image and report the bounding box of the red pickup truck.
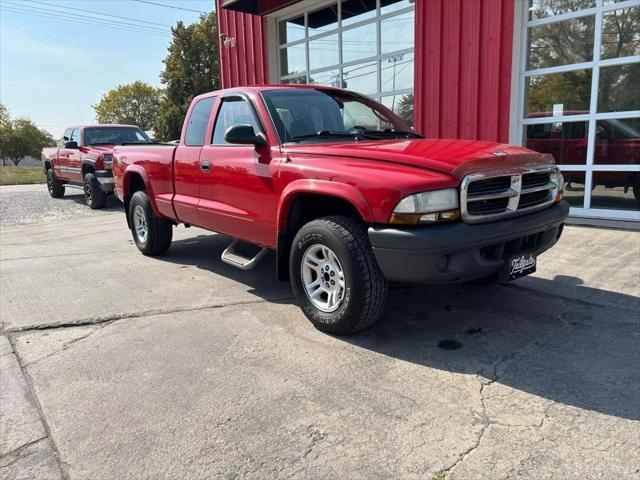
[112,86,569,334]
[41,124,150,208]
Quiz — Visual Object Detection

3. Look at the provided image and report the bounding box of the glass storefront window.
[525,69,592,117]
[562,171,586,208]
[342,22,377,63]
[278,15,305,45]
[381,52,413,92]
[525,121,589,165]
[591,172,640,211]
[597,62,640,113]
[601,7,640,59]
[381,9,414,53]
[277,0,415,130]
[527,16,595,70]
[528,0,595,21]
[341,0,376,25]
[343,61,378,95]
[593,118,640,165]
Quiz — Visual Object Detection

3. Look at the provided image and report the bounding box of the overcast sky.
[0,0,213,137]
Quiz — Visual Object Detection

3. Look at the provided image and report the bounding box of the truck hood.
[283,138,554,178]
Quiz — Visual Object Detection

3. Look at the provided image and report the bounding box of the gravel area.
[0,184,122,226]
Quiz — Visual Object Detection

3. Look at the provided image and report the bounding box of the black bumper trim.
[368,201,569,284]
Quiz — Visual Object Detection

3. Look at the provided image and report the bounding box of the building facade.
[217,0,639,223]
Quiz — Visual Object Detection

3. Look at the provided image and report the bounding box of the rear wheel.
[289,215,388,334]
[129,190,172,256]
[46,169,65,198]
[83,172,107,209]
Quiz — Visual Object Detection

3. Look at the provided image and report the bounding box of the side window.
[185,96,215,146]
[212,98,261,145]
[70,129,80,144]
[62,128,72,143]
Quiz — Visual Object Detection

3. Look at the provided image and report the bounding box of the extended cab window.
[185,97,215,146]
[212,97,261,145]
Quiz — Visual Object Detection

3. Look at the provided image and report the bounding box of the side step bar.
[221,239,268,270]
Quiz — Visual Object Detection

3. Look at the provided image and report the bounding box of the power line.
[23,0,173,28]
[4,0,171,34]
[132,0,208,14]
[0,5,171,37]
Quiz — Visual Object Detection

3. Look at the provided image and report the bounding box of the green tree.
[0,103,11,166]
[93,81,162,131]
[396,93,415,127]
[154,12,220,140]
[1,116,54,166]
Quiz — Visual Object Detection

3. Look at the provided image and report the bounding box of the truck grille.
[460,165,560,224]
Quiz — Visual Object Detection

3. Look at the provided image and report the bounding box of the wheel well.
[277,193,365,280]
[124,173,146,227]
[44,161,52,171]
[82,163,95,176]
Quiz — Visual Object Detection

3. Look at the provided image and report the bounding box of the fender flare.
[122,165,160,216]
[277,179,374,231]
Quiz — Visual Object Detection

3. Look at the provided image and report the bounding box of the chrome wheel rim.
[47,172,53,193]
[301,244,345,313]
[133,205,148,243]
[84,179,92,202]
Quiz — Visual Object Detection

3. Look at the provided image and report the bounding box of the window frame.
[210,94,266,147]
[511,0,640,222]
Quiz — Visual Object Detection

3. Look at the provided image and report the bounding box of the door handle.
[200,160,211,172]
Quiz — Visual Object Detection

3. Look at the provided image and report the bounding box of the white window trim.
[510,0,640,222]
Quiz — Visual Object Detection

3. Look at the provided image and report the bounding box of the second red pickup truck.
[112,85,569,334]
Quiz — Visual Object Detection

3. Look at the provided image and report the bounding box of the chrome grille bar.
[460,165,559,224]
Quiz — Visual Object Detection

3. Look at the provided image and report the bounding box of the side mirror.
[224,124,266,147]
[64,141,79,149]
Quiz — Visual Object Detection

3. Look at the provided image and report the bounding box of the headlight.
[390,188,460,225]
[551,168,564,202]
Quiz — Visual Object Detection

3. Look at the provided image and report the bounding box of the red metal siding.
[415,0,514,143]
[218,0,515,143]
[216,0,269,88]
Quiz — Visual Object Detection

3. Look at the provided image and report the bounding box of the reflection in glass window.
[526,69,592,117]
[561,170,585,208]
[280,44,306,76]
[381,10,414,53]
[212,99,261,145]
[307,3,338,37]
[591,172,640,211]
[525,121,589,165]
[342,22,377,63]
[598,62,640,113]
[341,0,376,26]
[380,0,413,15]
[381,93,414,126]
[593,118,640,165]
[601,7,640,60]
[309,34,339,70]
[309,69,340,87]
[527,16,594,70]
[282,76,307,85]
[528,0,595,21]
[343,61,378,94]
[278,15,305,45]
[381,52,413,92]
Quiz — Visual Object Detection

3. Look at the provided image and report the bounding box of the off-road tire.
[129,190,172,256]
[289,215,388,334]
[631,175,640,205]
[46,168,65,198]
[83,172,107,209]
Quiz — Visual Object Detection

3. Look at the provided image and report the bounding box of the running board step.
[221,239,268,270]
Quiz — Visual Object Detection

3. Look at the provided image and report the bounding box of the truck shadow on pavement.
[162,233,640,421]
[64,190,124,212]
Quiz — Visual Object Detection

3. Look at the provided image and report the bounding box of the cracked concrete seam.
[3,296,295,335]
[3,336,70,480]
[437,321,560,478]
[0,437,48,468]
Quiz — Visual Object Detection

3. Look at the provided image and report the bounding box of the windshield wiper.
[288,130,376,142]
[87,142,117,146]
[361,129,423,138]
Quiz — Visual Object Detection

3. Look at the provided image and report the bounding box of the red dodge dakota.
[42,124,151,208]
[112,86,569,334]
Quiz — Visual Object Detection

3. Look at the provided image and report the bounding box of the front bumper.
[95,170,114,192]
[368,201,569,284]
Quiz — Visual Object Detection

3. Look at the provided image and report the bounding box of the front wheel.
[289,215,388,334]
[83,172,107,209]
[129,190,173,256]
[46,169,65,198]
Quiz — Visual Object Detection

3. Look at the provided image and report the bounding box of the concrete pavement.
[1,184,639,479]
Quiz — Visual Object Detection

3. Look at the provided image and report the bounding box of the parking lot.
[1,183,639,479]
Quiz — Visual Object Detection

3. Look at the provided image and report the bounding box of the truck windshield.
[83,127,150,146]
[261,88,421,144]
